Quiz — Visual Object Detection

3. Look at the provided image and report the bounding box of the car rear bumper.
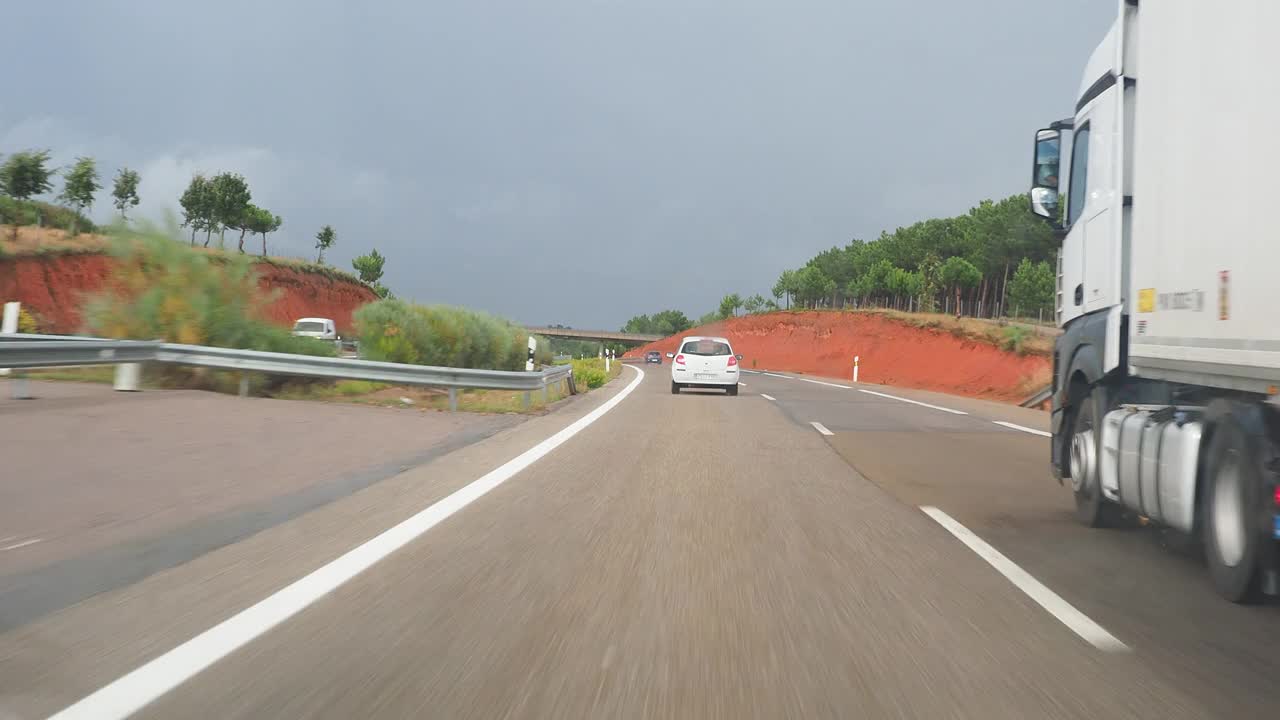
[671,369,738,385]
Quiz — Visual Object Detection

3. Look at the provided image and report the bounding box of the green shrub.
[1001,325,1030,355]
[0,197,95,234]
[570,358,609,389]
[82,228,333,358]
[354,298,534,370]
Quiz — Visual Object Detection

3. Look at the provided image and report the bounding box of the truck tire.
[1068,386,1126,527]
[1202,416,1265,602]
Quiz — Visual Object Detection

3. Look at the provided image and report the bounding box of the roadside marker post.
[853,356,860,384]
[2,301,32,399]
[116,363,142,392]
[526,336,536,372]
[0,302,16,377]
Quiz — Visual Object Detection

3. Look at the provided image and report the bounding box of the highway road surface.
[2,367,1279,718]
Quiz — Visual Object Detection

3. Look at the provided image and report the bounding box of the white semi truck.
[1030,0,1280,601]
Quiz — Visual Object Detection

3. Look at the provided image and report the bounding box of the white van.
[291,318,337,342]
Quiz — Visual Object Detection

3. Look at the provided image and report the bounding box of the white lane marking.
[740,370,762,375]
[738,382,746,387]
[50,365,648,720]
[857,388,967,415]
[0,536,15,543]
[920,506,1128,653]
[799,377,852,389]
[761,394,777,401]
[762,372,791,379]
[993,421,1051,437]
[1,538,41,552]
[810,421,834,436]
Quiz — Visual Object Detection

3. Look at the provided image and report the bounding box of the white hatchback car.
[668,336,741,396]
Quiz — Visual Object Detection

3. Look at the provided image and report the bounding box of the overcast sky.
[4,1,1114,329]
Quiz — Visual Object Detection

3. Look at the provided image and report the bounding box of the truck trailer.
[1030,0,1280,601]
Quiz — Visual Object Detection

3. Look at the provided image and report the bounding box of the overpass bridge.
[525,327,663,345]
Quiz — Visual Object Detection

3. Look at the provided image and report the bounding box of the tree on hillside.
[1006,258,1055,319]
[697,310,722,326]
[743,294,766,315]
[621,309,691,336]
[58,157,100,235]
[314,224,336,263]
[209,172,251,250]
[111,167,141,221]
[0,150,55,202]
[248,207,281,257]
[940,256,981,316]
[794,266,835,308]
[772,269,798,310]
[718,293,744,318]
[179,174,215,245]
[352,249,390,297]
[230,202,276,254]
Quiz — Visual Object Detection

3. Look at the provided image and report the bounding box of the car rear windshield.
[293,321,327,332]
[680,340,731,356]
[647,351,660,357]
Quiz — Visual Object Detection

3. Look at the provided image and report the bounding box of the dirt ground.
[625,310,1051,403]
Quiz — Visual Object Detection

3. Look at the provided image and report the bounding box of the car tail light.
[727,355,738,366]
[1274,485,1280,507]
[675,354,685,365]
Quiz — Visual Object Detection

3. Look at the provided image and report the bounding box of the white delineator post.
[114,362,141,392]
[526,336,536,372]
[853,355,860,383]
[605,349,612,373]
[0,302,17,377]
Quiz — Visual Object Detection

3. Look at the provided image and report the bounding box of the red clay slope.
[0,253,377,334]
[626,311,1051,403]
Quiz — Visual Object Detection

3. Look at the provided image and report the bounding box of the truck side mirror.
[1030,128,1061,221]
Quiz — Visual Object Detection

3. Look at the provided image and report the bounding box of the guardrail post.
[238,374,250,397]
[114,363,141,392]
[542,382,549,404]
[448,387,458,412]
[523,391,531,410]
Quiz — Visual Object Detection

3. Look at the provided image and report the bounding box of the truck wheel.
[671,381,681,395]
[1202,416,1264,602]
[1068,387,1125,527]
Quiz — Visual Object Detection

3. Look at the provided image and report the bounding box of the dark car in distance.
[645,351,663,364]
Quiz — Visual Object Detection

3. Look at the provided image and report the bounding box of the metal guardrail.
[0,339,576,402]
[1020,385,1053,408]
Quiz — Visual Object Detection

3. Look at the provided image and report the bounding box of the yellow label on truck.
[1137,288,1155,313]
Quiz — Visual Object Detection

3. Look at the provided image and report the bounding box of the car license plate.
[695,373,716,380]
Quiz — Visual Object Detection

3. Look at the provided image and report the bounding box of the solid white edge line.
[798,377,852,389]
[810,421,834,436]
[993,420,1051,437]
[50,365,648,720]
[857,388,968,415]
[1,538,41,551]
[762,372,791,379]
[760,394,776,401]
[920,506,1128,653]
[738,382,746,387]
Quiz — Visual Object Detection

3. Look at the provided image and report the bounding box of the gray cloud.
[4,0,1114,328]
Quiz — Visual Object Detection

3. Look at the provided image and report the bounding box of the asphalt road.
[1,366,1275,718]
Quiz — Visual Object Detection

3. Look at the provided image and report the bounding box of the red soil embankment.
[626,311,1051,403]
[0,253,377,334]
